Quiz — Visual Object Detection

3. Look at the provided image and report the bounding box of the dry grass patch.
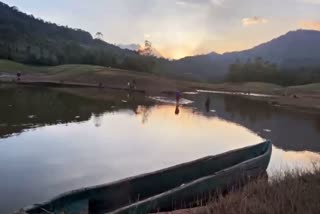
[195,168,320,214]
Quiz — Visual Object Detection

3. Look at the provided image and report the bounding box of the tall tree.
[95,32,103,40]
[139,40,153,56]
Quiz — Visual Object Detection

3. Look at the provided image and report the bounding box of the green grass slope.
[0,59,42,73]
[0,59,106,75]
[288,83,320,93]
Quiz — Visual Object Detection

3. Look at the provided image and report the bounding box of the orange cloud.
[242,16,268,26]
[299,21,320,31]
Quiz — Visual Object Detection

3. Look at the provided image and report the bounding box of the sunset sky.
[4,0,320,59]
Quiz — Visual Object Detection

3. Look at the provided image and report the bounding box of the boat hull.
[112,143,271,214]
[21,141,272,214]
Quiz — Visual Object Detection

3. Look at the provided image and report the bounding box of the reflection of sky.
[0,105,319,213]
[269,147,320,176]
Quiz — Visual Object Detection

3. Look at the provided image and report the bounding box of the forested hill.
[162,30,320,82]
[0,2,155,72]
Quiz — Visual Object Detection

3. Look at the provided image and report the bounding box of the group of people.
[175,90,211,115]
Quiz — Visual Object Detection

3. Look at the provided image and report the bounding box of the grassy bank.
[193,81,320,95]
[1,59,320,95]
[167,168,320,214]
[1,59,320,113]
[0,59,189,95]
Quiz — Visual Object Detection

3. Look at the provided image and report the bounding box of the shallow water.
[0,87,319,213]
[149,96,194,105]
[196,89,277,97]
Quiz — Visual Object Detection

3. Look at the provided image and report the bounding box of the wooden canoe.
[21,141,272,214]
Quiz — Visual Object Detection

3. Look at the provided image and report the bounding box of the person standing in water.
[128,80,137,91]
[205,96,210,112]
[175,90,181,104]
[132,79,137,90]
[16,72,21,81]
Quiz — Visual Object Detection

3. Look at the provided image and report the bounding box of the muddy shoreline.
[187,88,320,115]
[1,78,320,114]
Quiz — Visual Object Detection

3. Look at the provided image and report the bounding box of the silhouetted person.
[175,104,180,115]
[132,79,137,89]
[175,91,181,104]
[205,96,210,112]
[128,80,136,92]
[16,72,21,81]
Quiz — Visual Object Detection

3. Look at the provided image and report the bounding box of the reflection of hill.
[0,87,142,138]
[191,94,320,153]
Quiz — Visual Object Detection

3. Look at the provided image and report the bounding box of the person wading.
[205,96,210,112]
[175,90,181,104]
[16,72,21,81]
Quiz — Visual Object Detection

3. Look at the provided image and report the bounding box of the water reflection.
[93,113,103,127]
[0,104,263,213]
[136,106,152,124]
[189,92,320,174]
[0,88,320,213]
[190,93,320,152]
[269,147,320,176]
[175,104,180,115]
[0,87,148,139]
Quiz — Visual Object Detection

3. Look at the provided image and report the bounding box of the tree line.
[227,57,320,86]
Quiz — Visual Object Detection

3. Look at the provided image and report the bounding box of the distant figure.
[175,104,180,115]
[175,91,181,104]
[132,80,137,89]
[16,72,21,81]
[128,80,136,91]
[205,96,210,112]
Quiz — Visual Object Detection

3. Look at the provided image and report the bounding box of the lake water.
[0,87,319,213]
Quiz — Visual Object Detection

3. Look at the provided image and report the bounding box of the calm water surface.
[0,87,319,213]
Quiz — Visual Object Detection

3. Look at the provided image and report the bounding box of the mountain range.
[162,30,320,81]
[1,1,320,82]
